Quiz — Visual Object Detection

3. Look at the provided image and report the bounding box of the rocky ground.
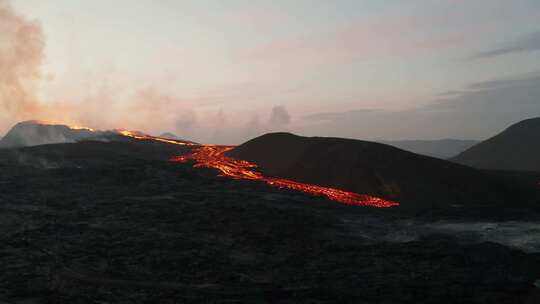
[1,141,540,303]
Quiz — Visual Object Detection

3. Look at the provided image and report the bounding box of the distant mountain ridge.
[227,132,533,208]
[379,139,479,159]
[452,117,540,172]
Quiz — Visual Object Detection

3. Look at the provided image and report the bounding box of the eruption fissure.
[118,131,398,207]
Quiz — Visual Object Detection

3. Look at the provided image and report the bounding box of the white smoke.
[0,0,45,130]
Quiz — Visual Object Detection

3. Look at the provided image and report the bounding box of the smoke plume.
[268,105,291,129]
[0,0,44,131]
[0,1,292,144]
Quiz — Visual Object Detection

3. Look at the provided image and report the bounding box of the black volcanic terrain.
[1,131,540,303]
[453,117,540,172]
[227,133,539,209]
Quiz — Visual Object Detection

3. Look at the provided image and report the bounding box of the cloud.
[299,72,540,140]
[268,105,290,128]
[470,31,540,60]
[304,110,375,122]
[202,105,292,144]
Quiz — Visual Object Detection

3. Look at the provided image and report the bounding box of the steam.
[249,105,291,134]
[232,105,291,144]
[0,0,44,130]
[209,108,228,142]
[344,216,540,253]
[175,109,197,135]
[0,0,76,133]
[0,1,196,138]
[243,115,262,141]
[268,105,291,129]
[0,0,293,144]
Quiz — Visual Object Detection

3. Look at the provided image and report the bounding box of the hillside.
[452,117,540,172]
[227,133,537,208]
[0,121,105,148]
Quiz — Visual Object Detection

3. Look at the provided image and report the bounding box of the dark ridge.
[0,140,192,169]
[227,132,538,209]
[452,117,540,172]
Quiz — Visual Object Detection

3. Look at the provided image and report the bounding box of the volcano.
[0,121,106,148]
[452,117,540,172]
[226,132,537,208]
[0,121,197,149]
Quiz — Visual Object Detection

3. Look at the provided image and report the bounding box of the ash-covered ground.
[1,140,540,303]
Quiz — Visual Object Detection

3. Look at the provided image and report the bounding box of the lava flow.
[172,145,399,208]
[117,130,398,208]
[117,130,196,146]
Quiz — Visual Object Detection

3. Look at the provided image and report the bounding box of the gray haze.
[378,139,479,159]
[298,72,540,142]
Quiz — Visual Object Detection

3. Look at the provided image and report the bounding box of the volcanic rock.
[0,140,539,303]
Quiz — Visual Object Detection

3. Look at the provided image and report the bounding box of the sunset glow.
[2,1,539,143]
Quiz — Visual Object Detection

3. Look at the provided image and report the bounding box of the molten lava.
[172,145,399,208]
[117,130,398,208]
[116,130,196,146]
[68,125,95,131]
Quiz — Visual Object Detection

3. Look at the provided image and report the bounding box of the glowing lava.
[69,126,95,131]
[116,130,398,208]
[21,120,95,132]
[116,130,196,146]
[172,145,399,208]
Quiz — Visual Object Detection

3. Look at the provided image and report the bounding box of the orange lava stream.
[172,145,399,208]
[117,130,197,146]
[117,131,398,208]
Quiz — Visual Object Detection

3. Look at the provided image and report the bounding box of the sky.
[1,0,540,143]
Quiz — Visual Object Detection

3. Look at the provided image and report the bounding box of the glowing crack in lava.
[172,145,399,208]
